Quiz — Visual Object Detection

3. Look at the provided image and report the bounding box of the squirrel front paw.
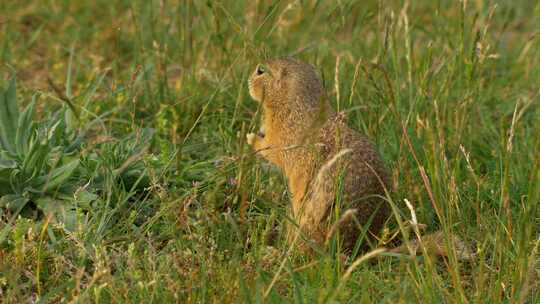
[246,133,257,146]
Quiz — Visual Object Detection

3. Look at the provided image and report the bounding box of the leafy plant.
[90,127,156,192]
[0,78,85,226]
[0,77,161,237]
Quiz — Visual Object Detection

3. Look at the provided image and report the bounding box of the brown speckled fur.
[247,58,390,252]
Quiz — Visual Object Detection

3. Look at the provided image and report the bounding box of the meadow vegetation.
[0,0,539,302]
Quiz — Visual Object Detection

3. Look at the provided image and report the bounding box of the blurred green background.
[0,1,539,302]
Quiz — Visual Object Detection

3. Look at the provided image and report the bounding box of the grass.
[0,0,539,302]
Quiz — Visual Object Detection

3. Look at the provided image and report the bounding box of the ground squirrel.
[246,57,390,252]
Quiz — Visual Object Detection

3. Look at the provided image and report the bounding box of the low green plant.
[0,78,157,235]
[0,78,84,227]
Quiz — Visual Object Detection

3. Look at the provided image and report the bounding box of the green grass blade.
[0,78,20,153]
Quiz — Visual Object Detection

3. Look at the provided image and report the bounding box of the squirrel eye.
[256,65,265,75]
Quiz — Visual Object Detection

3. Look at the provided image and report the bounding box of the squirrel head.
[248,57,324,110]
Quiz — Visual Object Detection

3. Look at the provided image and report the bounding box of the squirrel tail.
[387,230,475,260]
[323,209,474,260]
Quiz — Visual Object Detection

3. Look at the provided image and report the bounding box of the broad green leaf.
[0,149,17,162]
[15,97,36,156]
[37,159,80,193]
[21,139,49,179]
[35,197,79,231]
[65,134,83,154]
[0,194,29,212]
[65,106,76,132]
[0,78,19,153]
[0,168,13,195]
[34,196,58,214]
[0,158,16,169]
[0,158,16,194]
[72,190,98,209]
